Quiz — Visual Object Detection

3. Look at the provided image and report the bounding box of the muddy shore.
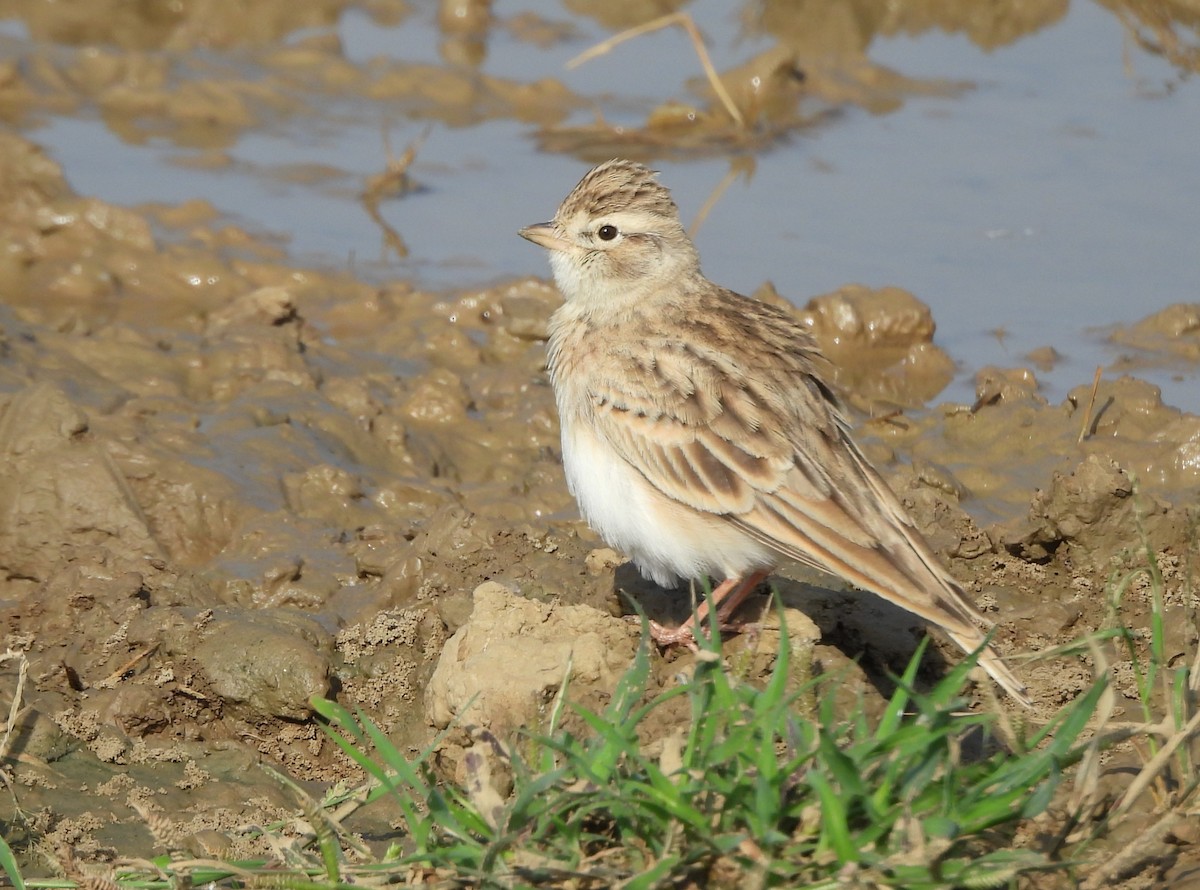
[0,1,1198,884]
[0,124,1197,872]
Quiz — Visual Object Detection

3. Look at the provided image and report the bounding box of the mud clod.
[425,582,638,738]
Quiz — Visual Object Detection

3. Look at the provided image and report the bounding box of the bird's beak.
[519,222,571,253]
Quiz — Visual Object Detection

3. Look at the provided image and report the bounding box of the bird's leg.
[713,569,770,624]
[649,570,770,647]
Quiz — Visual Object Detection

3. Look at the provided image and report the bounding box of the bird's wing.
[587,329,931,571]
[585,318,892,568]
[582,297,1029,704]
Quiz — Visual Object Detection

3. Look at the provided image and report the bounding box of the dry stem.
[1077,365,1103,443]
[568,12,746,127]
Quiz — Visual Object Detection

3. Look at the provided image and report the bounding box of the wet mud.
[0,0,1197,885]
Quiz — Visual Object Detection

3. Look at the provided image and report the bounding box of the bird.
[518,158,1030,706]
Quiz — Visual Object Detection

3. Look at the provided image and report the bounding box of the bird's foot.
[647,618,701,650]
[631,570,773,649]
[646,615,761,650]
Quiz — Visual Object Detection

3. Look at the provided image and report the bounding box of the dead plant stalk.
[568,12,746,127]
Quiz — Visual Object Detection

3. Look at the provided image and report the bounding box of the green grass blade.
[0,833,26,890]
[807,771,857,862]
[875,637,928,740]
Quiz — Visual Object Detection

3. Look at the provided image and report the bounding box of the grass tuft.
[305,613,1100,888]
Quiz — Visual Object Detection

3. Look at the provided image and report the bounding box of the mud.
[1,124,1196,872]
[0,0,1197,885]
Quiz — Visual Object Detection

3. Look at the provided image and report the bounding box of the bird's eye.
[597,224,619,241]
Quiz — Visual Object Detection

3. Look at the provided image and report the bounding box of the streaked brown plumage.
[520,159,1030,706]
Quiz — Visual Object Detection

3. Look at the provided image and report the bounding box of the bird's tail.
[945,627,1031,708]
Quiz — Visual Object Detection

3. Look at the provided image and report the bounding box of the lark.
[520,159,1029,705]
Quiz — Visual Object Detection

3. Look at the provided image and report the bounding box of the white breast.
[559,416,774,589]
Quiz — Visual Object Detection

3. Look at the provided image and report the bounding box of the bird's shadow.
[613,562,960,705]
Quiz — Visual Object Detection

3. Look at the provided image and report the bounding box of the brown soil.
[0,1,1197,886]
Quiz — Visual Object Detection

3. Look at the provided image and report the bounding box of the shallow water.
[9,0,1199,409]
